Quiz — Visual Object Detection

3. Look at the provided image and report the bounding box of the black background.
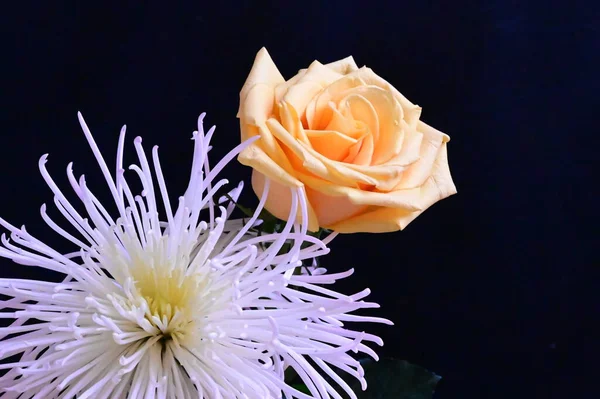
[0,2,597,398]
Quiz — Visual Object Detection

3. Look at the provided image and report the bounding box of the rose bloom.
[237,48,457,233]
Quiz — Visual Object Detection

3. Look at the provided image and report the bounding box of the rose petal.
[279,101,311,146]
[339,161,407,192]
[349,87,404,165]
[338,92,380,145]
[305,130,358,161]
[325,143,457,233]
[325,105,369,140]
[239,84,280,138]
[350,133,374,166]
[307,75,365,130]
[283,61,343,123]
[349,67,422,129]
[275,69,306,106]
[395,121,450,189]
[305,186,368,227]
[237,141,301,188]
[325,206,414,233]
[273,106,409,192]
[241,121,298,173]
[342,134,364,164]
[266,117,379,187]
[325,56,360,75]
[237,48,285,120]
[383,122,423,167]
[298,173,423,211]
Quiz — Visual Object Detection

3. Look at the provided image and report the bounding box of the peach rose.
[237,48,457,233]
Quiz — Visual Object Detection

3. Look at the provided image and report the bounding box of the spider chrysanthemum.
[0,113,391,398]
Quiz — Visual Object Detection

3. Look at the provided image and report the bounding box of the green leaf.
[291,383,311,394]
[349,358,441,399]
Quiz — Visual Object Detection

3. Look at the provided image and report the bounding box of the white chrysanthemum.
[0,113,391,399]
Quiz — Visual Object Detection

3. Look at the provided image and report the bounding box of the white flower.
[0,113,391,399]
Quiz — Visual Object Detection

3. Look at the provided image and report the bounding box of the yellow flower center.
[132,266,201,341]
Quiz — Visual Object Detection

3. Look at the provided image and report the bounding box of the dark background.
[0,1,597,398]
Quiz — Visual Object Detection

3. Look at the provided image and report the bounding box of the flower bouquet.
[0,48,455,398]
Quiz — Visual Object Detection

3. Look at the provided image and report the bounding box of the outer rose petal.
[237,48,285,123]
[299,173,423,212]
[238,48,301,188]
[326,143,457,232]
[395,121,450,189]
[275,69,307,106]
[251,170,320,232]
[282,61,343,120]
[305,186,368,227]
[238,143,301,188]
[351,67,422,129]
[325,56,360,74]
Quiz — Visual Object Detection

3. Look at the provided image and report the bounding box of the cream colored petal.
[299,173,423,211]
[240,121,298,175]
[337,85,405,165]
[395,121,450,189]
[350,67,422,129]
[279,101,311,146]
[284,117,418,192]
[338,92,379,144]
[333,120,423,191]
[367,94,405,165]
[305,130,358,161]
[307,74,365,130]
[239,84,278,130]
[283,61,343,121]
[325,105,369,140]
[269,103,377,186]
[237,143,302,188]
[325,56,360,75]
[237,48,285,118]
[279,102,414,193]
[350,132,374,166]
[382,122,423,167]
[251,171,319,232]
[305,186,368,227]
[342,134,364,164]
[275,69,307,105]
[266,117,338,180]
[338,160,407,192]
[326,143,456,233]
[325,206,414,233]
[267,111,380,188]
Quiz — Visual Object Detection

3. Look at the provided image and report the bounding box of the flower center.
[132,267,200,341]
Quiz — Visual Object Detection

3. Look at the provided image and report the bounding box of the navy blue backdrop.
[0,2,597,398]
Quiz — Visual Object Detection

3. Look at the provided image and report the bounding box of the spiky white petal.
[0,113,391,399]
